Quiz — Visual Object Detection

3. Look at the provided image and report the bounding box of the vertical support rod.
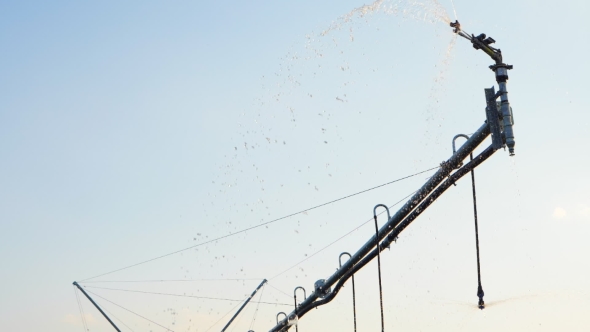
[469,153,485,309]
[293,287,306,332]
[339,253,356,332]
[373,205,389,332]
[221,279,267,332]
[351,275,357,332]
[453,135,485,309]
[72,281,121,332]
[374,222,385,332]
[293,296,298,332]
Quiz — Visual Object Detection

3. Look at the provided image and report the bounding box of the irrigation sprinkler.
[72,20,517,332]
[451,20,515,155]
[267,23,516,331]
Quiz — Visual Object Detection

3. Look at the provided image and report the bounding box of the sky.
[1,0,590,331]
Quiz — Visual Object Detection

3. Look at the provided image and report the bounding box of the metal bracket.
[484,87,504,150]
[452,134,471,169]
[276,312,287,324]
[294,287,307,303]
[493,90,507,100]
[373,204,392,248]
[339,252,352,268]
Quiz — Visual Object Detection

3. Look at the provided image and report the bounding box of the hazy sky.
[1,0,589,331]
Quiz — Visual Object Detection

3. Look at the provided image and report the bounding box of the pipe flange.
[314,279,331,299]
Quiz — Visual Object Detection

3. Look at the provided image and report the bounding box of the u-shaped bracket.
[339,252,357,332]
[276,312,287,324]
[292,288,305,332]
[373,204,388,331]
[339,252,352,268]
[294,286,306,308]
[451,134,472,186]
[452,134,471,167]
[373,204,391,221]
[373,204,391,244]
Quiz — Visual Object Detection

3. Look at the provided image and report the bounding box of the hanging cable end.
[478,298,485,310]
[477,286,485,309]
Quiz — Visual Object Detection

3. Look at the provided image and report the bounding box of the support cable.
[80,166,439,282]
[99,304,136,332]
[249,284,266,331]
[220,279,267,332]
[266,282,293,299]
[74,286,89,332]
[74,281,121,332]
[84,290,175,332]
[270,191,417,280]
[80,278,262,284]
[82,285,289,305]
[204,299,247,332]
[228,304,247,332]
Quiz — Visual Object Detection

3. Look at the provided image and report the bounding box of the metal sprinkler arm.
[449,20,502,64]
[450,20,516,155]
[471,33,502,64]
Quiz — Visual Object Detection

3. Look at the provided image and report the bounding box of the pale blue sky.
[1,0,589,331]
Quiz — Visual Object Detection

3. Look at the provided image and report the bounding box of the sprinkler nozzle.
[477,285,485,310]
[450,20,461,33]
[478,298,485,310]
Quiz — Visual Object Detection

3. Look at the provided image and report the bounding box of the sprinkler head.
[509,147,515,156]
[477,285,485,309]
[450,20,461,33]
